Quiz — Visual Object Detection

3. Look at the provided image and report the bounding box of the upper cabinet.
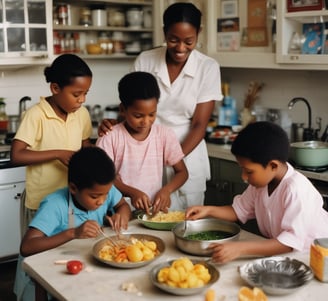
[276,1,328,68]
[0,0,52,67]
[52,0,154,59]
[204,0,328,70]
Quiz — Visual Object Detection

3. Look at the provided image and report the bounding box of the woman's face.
[165,22,198,64]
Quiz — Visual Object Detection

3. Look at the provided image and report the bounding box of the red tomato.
[66,260,83,275]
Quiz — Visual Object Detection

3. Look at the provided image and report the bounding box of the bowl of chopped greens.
[172,218,240,256]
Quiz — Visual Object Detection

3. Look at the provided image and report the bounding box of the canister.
[310,238,328,282]
[92,9,106,27]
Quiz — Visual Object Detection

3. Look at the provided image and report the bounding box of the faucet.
[288,97,315,141]
[19,96,31,119]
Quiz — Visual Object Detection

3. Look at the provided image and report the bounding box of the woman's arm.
[181,101,215,156]
[11,139,75,167]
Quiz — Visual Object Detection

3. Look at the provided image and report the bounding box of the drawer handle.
[14,193,22,200]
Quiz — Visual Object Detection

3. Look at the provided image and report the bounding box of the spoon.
[182,220,190,237]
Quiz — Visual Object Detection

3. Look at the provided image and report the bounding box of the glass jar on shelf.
[98,32,113,54]
[112,31,125,54]
[79,7,92,26]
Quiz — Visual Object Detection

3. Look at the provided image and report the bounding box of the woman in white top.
[99,3,222,210]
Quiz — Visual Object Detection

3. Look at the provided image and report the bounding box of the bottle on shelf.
[218,83,238,126]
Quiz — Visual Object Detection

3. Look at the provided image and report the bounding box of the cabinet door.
[0,0,52,67]
[0,181,25,259]
[205,157,233,206]
[276,1,328,67]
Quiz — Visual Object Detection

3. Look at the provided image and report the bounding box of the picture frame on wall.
[287,0,324,12]
[221,0,238,18]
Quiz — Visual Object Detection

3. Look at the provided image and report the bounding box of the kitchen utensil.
[92,233,165,268]
[290,141,328,168]
[149,259,219,296]
[181,220,191,237]
[98,228,123,248]
[239,256,313,295]
[172,218,240,256]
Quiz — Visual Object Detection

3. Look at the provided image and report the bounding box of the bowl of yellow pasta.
[137,210,185,230]
[150,257,219,295]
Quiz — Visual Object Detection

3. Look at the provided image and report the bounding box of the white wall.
[0,59,327,136]
[0,59,133,115]
[221,68,328,133]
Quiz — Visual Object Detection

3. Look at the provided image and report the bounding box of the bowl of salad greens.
[172,218,240,256]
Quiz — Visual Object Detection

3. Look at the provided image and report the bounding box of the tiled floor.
[0,259,17,301]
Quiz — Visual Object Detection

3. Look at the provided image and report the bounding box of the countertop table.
[206,143,328,183]
[23,220,327,301]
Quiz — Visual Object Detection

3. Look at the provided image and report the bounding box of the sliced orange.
[238,286,267,301]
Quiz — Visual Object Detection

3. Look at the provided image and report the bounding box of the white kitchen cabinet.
[204,0,328,70]
[52,0,154,59]
[276,1,328,68]
[0,166,25,260]
[0,0,53,68]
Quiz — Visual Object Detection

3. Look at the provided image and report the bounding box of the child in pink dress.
[97,72,188,215]
[186,121,328,263]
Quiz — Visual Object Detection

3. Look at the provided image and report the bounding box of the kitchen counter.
[206,143,328,183]
[22,220,327,301]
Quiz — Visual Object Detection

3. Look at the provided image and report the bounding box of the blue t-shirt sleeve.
[106,185,123,211]
[29,189,68,236]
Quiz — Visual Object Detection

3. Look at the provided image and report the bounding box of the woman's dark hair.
[68,147,115,190]
[118,71,160,108]
[231,121,290,167]
[163,2,202,34]
[44,54,92,88]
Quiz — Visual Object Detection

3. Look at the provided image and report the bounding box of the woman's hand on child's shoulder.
[98,118,117,137]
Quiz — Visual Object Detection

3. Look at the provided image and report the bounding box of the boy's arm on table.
[20,220,101,257]
[211,238,293,264]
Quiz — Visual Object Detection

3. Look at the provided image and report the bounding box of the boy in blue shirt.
[14,147,131,300]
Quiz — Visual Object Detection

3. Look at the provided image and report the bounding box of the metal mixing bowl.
[172,218,240,256]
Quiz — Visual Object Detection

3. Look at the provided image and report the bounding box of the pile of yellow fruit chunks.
[99,239,159,263]
[157,257,211,288]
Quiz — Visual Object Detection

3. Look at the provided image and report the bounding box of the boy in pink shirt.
[97,72,188,215]
[186,121,328,263]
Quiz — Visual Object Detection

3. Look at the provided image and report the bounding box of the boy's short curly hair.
[118,71,160,108]
[231,121,290,167]
[68,147,115,190]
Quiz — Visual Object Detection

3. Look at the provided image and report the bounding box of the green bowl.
[137,213,183,231]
